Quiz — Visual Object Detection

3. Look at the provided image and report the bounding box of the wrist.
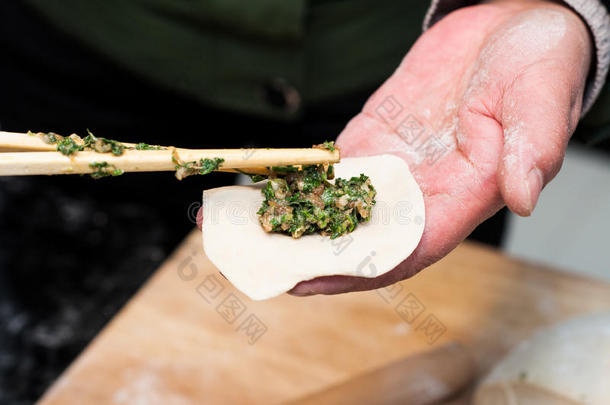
[484,0,588,23]
[476,0,600,115]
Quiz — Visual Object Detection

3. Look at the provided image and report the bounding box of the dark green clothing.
[580,85,610,146]
[23,0,609,143]
[25,0,428,119]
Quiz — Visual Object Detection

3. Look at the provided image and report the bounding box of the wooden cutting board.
[38,230,610,404]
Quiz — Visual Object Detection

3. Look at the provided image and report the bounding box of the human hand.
[289,0,592,295]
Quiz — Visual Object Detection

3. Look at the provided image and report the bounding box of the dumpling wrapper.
[474,312,610,405]
[202,154,425,300]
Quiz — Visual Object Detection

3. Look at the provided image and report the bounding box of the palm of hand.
[290,2,591,295]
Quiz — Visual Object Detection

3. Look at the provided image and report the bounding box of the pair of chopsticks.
[0,131,340,177]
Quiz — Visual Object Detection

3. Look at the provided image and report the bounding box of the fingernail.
[288,289,314,297]
[526,168,543,214]
[288,283,315,297]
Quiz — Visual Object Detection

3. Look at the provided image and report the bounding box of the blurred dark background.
[0,2,426,403]
[4,1,606,403]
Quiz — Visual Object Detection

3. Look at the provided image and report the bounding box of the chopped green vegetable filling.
[135,142,164,150]
[82,130,125,156]
[89,162,124,179]
[257,164,376,239]
[56,137,85,156]
[28,129,165,156]
[248,174,268,183]
[174,157,225,180]
[40,132,60,145]
[269,165,299,173]
[199,158,225,175]
[314,141,336,152]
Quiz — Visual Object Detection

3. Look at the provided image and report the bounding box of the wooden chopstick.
[0,131,273,175]
[0,131,340,177]
[0,131,57,152]
[0,130,167,152]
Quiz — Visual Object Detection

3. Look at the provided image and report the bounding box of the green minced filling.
[314,140,336,152]
[257,164,376,239]
[28,130,165,156]
[135,142,164,150]
[173,157,225,180]
[89,162,124,179]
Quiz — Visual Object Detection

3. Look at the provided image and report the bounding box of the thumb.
[497,67,581,217]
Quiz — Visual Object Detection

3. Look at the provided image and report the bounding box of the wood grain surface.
[37,230,610,404]
[286,342,475,405]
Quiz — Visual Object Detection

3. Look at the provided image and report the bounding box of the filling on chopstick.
[0,130,340,181]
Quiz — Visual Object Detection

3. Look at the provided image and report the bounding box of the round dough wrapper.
[202,154,425,300]
[474,312,610,405]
